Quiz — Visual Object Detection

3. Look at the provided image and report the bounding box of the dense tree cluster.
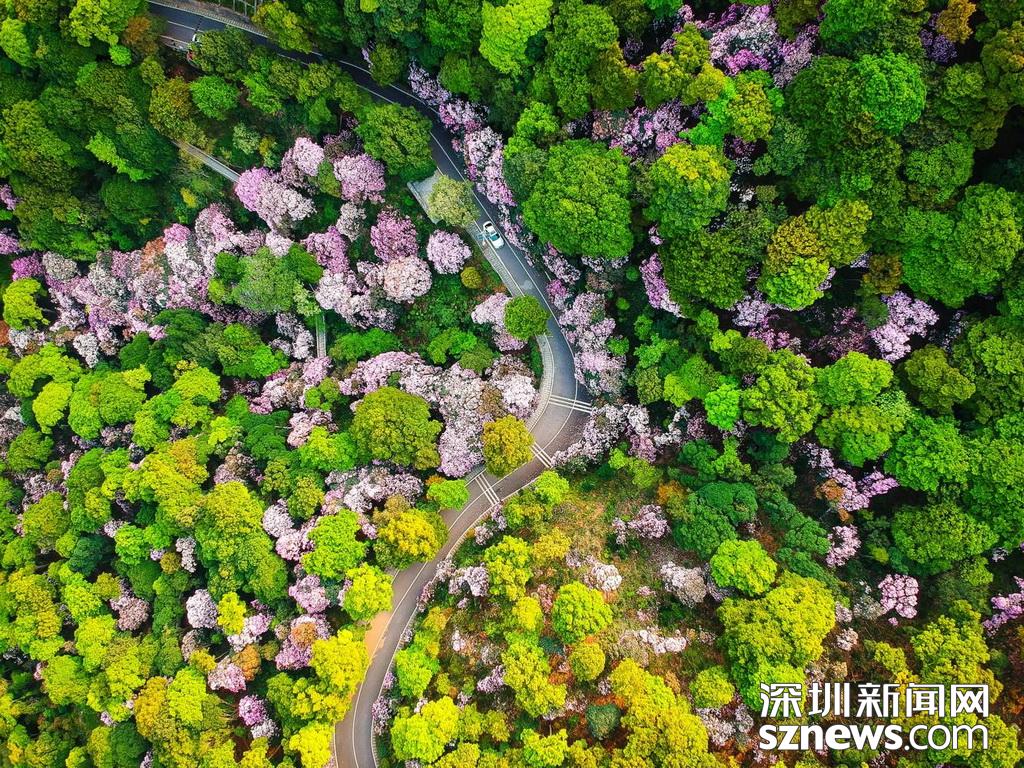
[3,0,1024,766]
[0,56,540,767]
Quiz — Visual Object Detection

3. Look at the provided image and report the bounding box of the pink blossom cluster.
[660,562,708,607]
[699,3,781,76]
[775,25,819,86]
[869,292,939,362]
[921,14,958,64]
[234,167,314,233]
[111,591,150,632]
[732,291,774,328]
[262,501,314,562]
[0,230,19,256]
[586,561,623,593]
[185,589,219,630]
[612,504,669,545]
[463,127,516,207]
[552,404,660,468]
[806,306,871,362]
[370,208,419,263]
[425,230,472,274]
[640,255,682,316]
[290,573,331,614]
[372,696,396,736]
[804,444,899,512]
[448,565,490,598]
[400,361,492,476]
[379,256,433,303]
[227,610,273,653]
[489,356,539,419]
[332,153,387,204]
[249,364,308,415]
[281,136,326,184]
[276,314,317,362]
[325,466,425,515]
[471,292,526,352]
[275,615,331,670]
[834,627,859,652]
[73,334,101,368]
[626,628,687,655]
[440,99,488,136]
[983,577,1024,635]
[0,183,17,210]
[338,351,422,396]
[238,695,270,727]
[176,537,198,573]
[287,410,331,449]
[407,63,487,137]
[546,279,570,313]
[407,62,452,109]
[208,659,247,692]
[476,664,505,694]
[826,525,861,568]
[599,101,689,160]
[558,292,626,396]
[879,573,919,620]
[10,254,42,279]
[27,206,292,357]
[698,706,754,748]
[541,246,582,293]
[688,2,816,87]
[336,201,367,240]
[303,226,348,273]
[404,64,531,255]
[315,267,395,330]
[193,203,247,260]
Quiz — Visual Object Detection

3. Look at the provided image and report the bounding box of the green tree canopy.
[478,0,552,76]
[504,295,550,340]
[891,501,996,576]
[742,350,822,442]
[304,509,368,580]
[719,573,835,708]
[644,143,732,238]
[356,104,434,182]
[482,415,533,476]
[351,387,442,470]
[709,540,777,596]
[551,581,612,644]
[522,140,634,259]
[428,175,478,229]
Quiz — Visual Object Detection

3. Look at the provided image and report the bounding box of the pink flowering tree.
[869,292,939,362]
[380,257,432,303]
[879,574,919,620]
[425,230,472,274]
[280,136,326,185]
[640,255,682,316]
[234,168,314,233]
[333,153,387,204]
[984,578,1024,635]
[559,292,626,396]
[472,293,525,352]
[370,208,419,262]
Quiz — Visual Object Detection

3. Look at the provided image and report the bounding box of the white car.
[186,32,202,63]
[482,221,505,250]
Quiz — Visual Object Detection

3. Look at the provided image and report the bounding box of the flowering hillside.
[2,0,1024,767]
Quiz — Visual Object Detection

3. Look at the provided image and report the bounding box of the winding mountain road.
[149,3,591,766]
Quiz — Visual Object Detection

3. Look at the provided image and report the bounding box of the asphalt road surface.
[149,3,592,765]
